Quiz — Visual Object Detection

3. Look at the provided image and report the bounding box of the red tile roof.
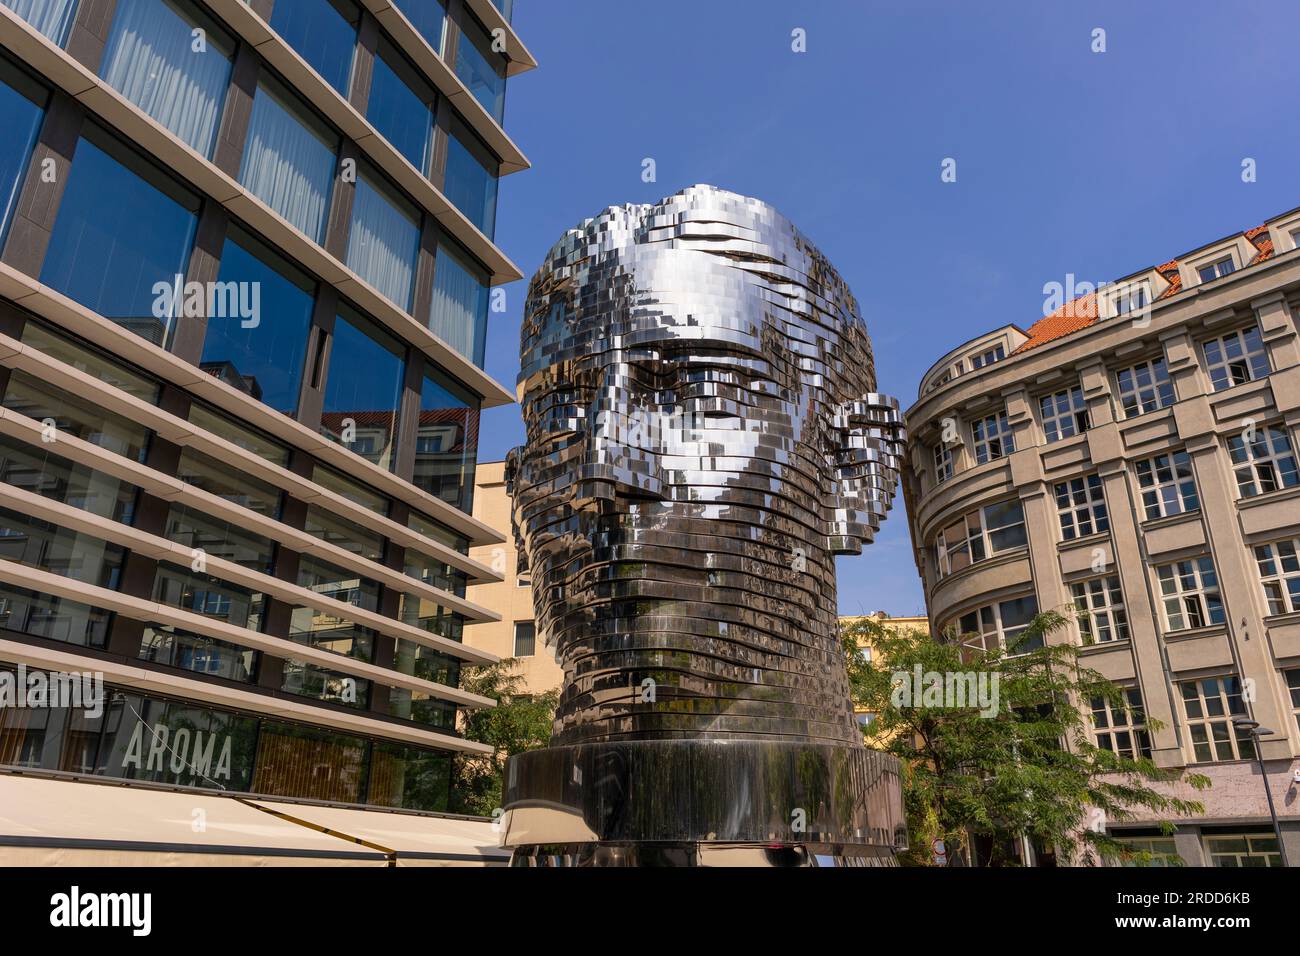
[1011,222,1277,355]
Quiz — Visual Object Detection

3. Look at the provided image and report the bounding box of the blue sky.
[480,0,1300,618]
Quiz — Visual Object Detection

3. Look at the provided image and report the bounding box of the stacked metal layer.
[508,185,906,749]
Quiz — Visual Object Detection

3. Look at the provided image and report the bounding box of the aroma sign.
[120,722,234,782]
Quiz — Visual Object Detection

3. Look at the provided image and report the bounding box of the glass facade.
[429,234,490,365]
[393,0,446,52]
[444,118,498,238]
[240,78,338,243]
[0,506,124,589]
[0,432,137,525]
[269,0,359,97]
[0,668,453,809]
[455,9,506,122]
[100,0,234,157]
[0,57,44,246]
[2,369,152,463]
[346,167,420,310]
[40,128,200,346]
[413,363,479,512]
[199,228,317,415]
[1,0,78,44]
[320,307,406,471]
[367,38,435,173]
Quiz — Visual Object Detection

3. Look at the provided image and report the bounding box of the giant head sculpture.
[501,185,907,864]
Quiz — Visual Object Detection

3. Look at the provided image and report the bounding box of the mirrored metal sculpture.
[499,185,908,865]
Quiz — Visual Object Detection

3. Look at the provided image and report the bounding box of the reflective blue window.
[492,0,512,23]
[0,58,45,246]
[269,0,359,97]
[347,167,420,311]
[100,0,234,156]
[40,127,199,346]
[454,10,505,122]
[321,306,406,471]
[199,227,316,415]
[429,236,488,366]
[393,0,445,53]
[240,78,338,243]
[2,0,78,44]
[444,116,497,237]
[413,363,478,513]
[366,38,434,173]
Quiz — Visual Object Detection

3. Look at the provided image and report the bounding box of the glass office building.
[0,0,535,812]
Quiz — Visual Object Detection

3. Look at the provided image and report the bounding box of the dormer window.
[1291,227,1300,250]
[1197,256,1236,284]
[969,344,1005,370]
[1113,284,1147,317]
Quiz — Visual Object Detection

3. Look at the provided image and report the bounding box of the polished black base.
[499,738,907,862]
[508,842,899,867]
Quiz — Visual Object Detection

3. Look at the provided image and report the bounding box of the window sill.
[1236,483,1300,513]
[1140,509,1202,532]
[1162,623,1229,642]
[1057,529,1111,552]
[1078,638,1132,655]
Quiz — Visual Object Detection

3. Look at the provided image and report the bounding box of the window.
[1115,836,1181,867]
[0,583,110,647]
[1179,677,1253,762]
[971,410,1014,464]
[954,596,1040,654]
[933,443,954,484]
[393,0,445,53]
[0,507,125,589]
[1112,283,1148,318]
[40,127,200,346]
[313,464,389,516]
[1090,689,1150,758]
[413,364,480,513]
[140,625,255,683]
[305,505,385,564]
[0,57,45,246]
[1039,384,1089,443]
[1253,539,1300,616]
[408,508,467,554]
[455,9,506,122]
[856,712,877,728]
[1227,425,1298,498]
[1,0,77,43]
[154,561,264,631]
[187,401,289,467]
[1196,256,1236,284]
[21,317,160,404]
[0,432,138,524]
[1292,227,1300,250]
[320,307,406,471]
[1287,670,1300,731]
[1054,474,1108,540]
[199,227,317,415]
[176,447,282,522]
[367,38,434,173]
[968,344,1004,370]
[100,0,234,156]
[347,167,420,311]
[240,78,338,243]
[1157,558,1224,631]
[444,117,498,237]
[513,621,535,657]
[1134,451,1198,520]
[429,235,490,365]
[1072,576,1129,644]
[1204,834,1281,868]
[1114,356,1173,418]
[269,0,359,97]
[166,502,276,574]
[3,370,152,462]
[935,499,1026,577]
[1201,326,1269,391]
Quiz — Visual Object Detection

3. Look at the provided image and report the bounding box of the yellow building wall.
[464,460,564,697]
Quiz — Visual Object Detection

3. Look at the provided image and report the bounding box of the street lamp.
[1231,717,1290,868]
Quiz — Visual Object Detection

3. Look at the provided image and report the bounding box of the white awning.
[0,775,507,866]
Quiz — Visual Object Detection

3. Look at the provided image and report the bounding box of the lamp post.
[1231,718,1290,868]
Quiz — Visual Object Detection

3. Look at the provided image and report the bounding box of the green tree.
[448,658,558,816]
[842,611,1210,866]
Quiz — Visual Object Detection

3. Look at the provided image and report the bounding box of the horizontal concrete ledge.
[0,637,494,754]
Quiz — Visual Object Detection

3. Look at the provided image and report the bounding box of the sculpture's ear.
[826,393,908,555]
